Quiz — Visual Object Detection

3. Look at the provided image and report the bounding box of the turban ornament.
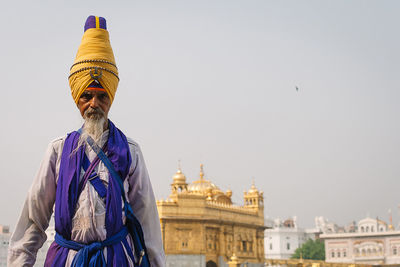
[69,16,119,104]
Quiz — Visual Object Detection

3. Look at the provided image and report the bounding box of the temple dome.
[173,169,186,183]
[187,178,221,194]
[187,164,224,196]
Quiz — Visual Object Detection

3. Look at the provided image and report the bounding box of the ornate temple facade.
[156,165,266,267]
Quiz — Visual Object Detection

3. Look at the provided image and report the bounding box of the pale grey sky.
[0,0,399,229]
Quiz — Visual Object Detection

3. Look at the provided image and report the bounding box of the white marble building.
[264,217,320,259]
[321,217,400,265]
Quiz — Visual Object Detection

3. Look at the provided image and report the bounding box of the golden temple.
[156,164,266,267]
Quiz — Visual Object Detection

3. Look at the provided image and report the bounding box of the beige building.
[321,217,400,265]
[157,164,266,267]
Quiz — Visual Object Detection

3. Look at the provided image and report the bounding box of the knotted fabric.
[69,16,119,104]
[45,120,134,266]
[54,227,128,267]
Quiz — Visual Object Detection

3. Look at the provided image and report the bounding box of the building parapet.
[321,230,400,239]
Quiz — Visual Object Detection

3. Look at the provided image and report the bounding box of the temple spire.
[200,164,204,180]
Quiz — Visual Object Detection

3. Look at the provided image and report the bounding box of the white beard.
[76,107,106,150]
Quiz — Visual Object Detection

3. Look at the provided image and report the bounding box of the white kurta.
[8,130,166,267]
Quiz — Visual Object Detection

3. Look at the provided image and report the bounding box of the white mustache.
[84,107,105,119]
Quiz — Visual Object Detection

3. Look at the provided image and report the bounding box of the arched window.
[366,226,369,232]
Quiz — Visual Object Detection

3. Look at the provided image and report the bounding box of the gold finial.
[200,164,204,180]
[177,160,182,173]
[389,209,394,230]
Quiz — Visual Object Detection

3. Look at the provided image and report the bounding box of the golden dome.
[187,164,223,196]
[247,180,259,194]
[188,179,221,193]
[173,169,186,183]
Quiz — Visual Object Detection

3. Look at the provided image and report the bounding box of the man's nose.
[89,95,100,108]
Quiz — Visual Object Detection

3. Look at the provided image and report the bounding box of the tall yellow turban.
[69,16,119,104]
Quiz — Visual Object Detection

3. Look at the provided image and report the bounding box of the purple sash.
[45,120,133,266]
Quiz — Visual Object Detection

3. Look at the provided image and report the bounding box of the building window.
[242,241,247,252]
[371,226,374,232]
[393,247,397,255]
[361,227,364,232]
[270,243,273,250]
[343,251,347,257]
[366,226,369,232]
[331,251,335,258]
[337,251,341,257]
[181,240,188,249]
[287,243,290,250]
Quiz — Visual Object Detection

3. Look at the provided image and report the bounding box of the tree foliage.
[291,239,325,261]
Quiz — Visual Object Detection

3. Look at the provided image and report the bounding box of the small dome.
[173,169,186,183]
[248,183,259,194]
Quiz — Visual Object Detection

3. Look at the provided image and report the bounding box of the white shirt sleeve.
[8,140,60,267]
[126,140,166,267]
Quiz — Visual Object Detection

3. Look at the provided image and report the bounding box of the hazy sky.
[0,0,399,229]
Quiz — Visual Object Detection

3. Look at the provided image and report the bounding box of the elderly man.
[8,16,165,267]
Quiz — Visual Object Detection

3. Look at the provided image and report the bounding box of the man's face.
[77,89,111,118]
